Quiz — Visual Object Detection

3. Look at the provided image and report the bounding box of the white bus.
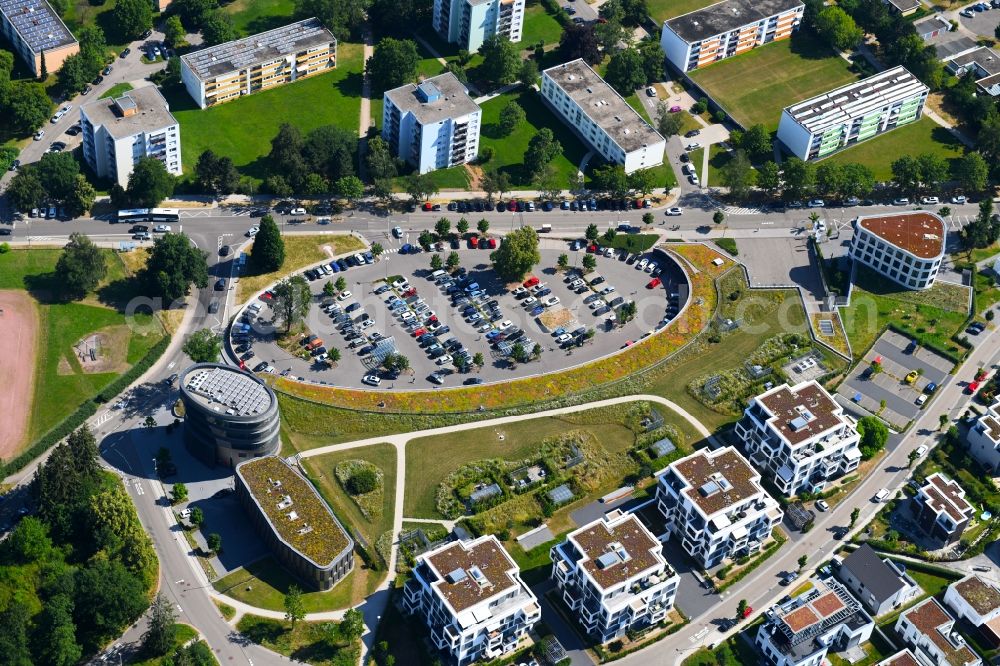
[149,208,180,223]
[116,208,150,223]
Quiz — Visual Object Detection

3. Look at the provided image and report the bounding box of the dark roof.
[664,0,803,43]
[840,544,907,603]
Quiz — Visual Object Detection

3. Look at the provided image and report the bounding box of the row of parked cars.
[302,251,374,280]
[961,1,1000,18]
[416,198,655,213]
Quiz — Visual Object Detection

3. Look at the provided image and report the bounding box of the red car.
[507,200,517,212]
[524,276,539,287]
[402,287,417,298]
[412,327,426,337]
[260,290,274,301]
[742,606,753,619]
[646,277,661,289]
[469,236,479,248]
[423,202,433,211]
[427,315,438,323]
[634,199,643,209]
[587,244,598,253]
[968,381,981,395]
[488,237,497,249]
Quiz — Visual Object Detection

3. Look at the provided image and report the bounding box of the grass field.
[648,0,718,22]
[689,36,857,131]
[521,2,564,47]
[100,82,134,100]
[237,233,366,302]
[237,614,359,666]
[223,0,296,35]
[163,43,364,182]
[822,117,965,180]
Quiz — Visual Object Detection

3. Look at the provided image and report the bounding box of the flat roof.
[856,212,946,260]
[670,447,765,516]
[383,72,480,125]
[81,86,178,139]
[181,17,335,81]
[952,575,1000,616]
[568,513,668,590]
[0,0,76,53]
[543,59,664,154]
[980,405,1000,442]
[919,473,974,523]
[182,365,274,417]
[902,598,979,666]
[425,536,520,614]
[783,66,927,135]
[664,0,803,43]
[756,381,849,447]
[237,456,352,567]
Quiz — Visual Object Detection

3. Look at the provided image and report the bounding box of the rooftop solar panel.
[0,0,77,53]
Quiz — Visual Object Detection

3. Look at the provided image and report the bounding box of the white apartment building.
[655,446,783,570]
[180,18,337,108]
[777,66,928,161]
[849,212,946,291]
[80,87,182,188]
[968,399,1000,473]
[433,0,523,53]
[401,535,540,665]
[944,575,1000,645]
[894,598,982,666]
[541,59,664,174]
[550,510,680,643]
[660,0,803,73]
[735,381,862,496]
[756,577,874,666]
[0,0,78,77]
[383,73,481,175]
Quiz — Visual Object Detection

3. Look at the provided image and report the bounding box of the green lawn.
[479,88,587,188]
[236,615,359,666]
[689,36,858,131]
[521,2,564,47]
[100,82,133,100]
[132,625,217,666]
[706,143,731,186]
[163,42,364,182]
[223,0,297,36]
[822,117,965,180]
[648,0,718,23]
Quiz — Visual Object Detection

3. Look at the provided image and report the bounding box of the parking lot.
[233,244,688,390]
[837,330,952,430]
[958,2,1000,41]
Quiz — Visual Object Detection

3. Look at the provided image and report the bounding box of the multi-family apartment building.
[0,0,78,77]
[894,598,982,666]
[835,544,920,617]
[945,47,1000,97]
[911,473,976,547]
[660,0,803,73]
[655,446,783,569]
[777,66,928,161]
[967,398,1000,473]
[180,18,337,108]
[432,0,523,53]
[756,576,874,666]
[541,59,665,174]
[550,510,680,643]
[735,381,862,496]
[382,72,481,174]
[401,535,540,665]
[849,212,946,291]
[79,87,182,188]
[944,575,1000,647]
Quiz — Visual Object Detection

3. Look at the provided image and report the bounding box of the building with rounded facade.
[849,212,945,291]
[179,363,280,467]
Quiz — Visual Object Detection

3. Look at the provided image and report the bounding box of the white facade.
[660,0,803,73]
[383,73,481,174]
[944,575,1000,633]
[541,59,664,174]
[895,598,982,666]
[849,212,945,290]
[401,535,540,665]
[966,399,1000,473]
[835,544,920,617]
[433,0,523,52]
[735,380,862,496]
[655,446,783,570]
[777,66,928,160]
[80,88,182,188]
[550,510,679,643]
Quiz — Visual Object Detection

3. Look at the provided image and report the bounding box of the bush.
[346,468,379,495]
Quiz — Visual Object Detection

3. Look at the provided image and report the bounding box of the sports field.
[689,37,858,131]
[0,291,38,458]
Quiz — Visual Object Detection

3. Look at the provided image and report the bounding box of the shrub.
[346,468,378,495]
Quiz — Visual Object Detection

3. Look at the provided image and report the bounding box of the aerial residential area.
[4,0,1000,663]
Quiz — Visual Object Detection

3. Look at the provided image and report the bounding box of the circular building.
[179,363,280,467]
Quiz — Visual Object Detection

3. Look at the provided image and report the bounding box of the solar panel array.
[186,367,271,416]
[0,0,76,53]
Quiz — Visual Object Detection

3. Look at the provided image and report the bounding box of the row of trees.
[168,0,239,46]
[6,152,96,217]
[0,50,51,137]
[263,123,363,199]
[58,26,112,94]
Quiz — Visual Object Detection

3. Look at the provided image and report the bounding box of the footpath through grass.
[823,117,965,180]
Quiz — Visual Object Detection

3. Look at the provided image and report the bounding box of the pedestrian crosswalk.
[27,236,58,242]
[721,205,765,216]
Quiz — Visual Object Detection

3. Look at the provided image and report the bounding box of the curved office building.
[179,363,280,467]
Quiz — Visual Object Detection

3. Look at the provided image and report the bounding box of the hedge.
[716,529,788,592]
[4,336,170,476]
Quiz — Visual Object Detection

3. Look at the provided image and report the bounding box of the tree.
[642,212,654,226]
[143,593,177,657]
[757,161,781,196]
[797,554,808,570]
[430,253,443,271]
[335,175,365,204]
[628,168,658,197]
[273,275,312,334]
[347,468,378,494]
[907,449,920,469]
[955,152,988,193]
[371,243,384,258]
[480,169,510,203]
[535,164,563,201]
[293,0,367,41]
[735,124,771,161]
[112,0,152,41]
[781,158,815,201]
[585,223,599,241]
[490,226,540,281]
[403,172,439,201]
[518,58,538,86]
[655,103,684,138]
[368,38,419,93]
[472,352,485,368]
[183,329,222,363]
[523,128,561,180]
[284,585,305,630]
[814,6,863,51]
[171,0,216,30]
[840,163,875,198]
[917,153,948,192]
[35,594,81,666]
[6,167,46,212]
[4,80,52,134]
[435,217,451,238]
[720,150,756,201]
[164,15,187,47]
[457,218,470,235]
[366,136,398,181]
[590,164,628,197]
[857,416,888,459]
[190,506,204,527]
[127,157,176,208]
[891,154,921,195]
[559,24,601,65]
[713,210,725,225]
[55,233,106,300]
[815,162,845,198]
[171,482,188,504]
[478,35,519,84]
[195,150,240,196]
[206,533,222,554]
[36,151,80,204]
[201,10,238,46]
[736,599,749,620]
[75,558,148,650]
[638,38,664,83]
[67,175,96,217]
[605,48,646,96]
[582,253,597,272]
[477,218,490,235]
[447,251,460,270]
[498,100,526,137]
[251,215,285,272]
[368,0,428,36]
[323,280,336,298]
[144,233,209,302]
[339,608,365,643]
[849,507,860,528]
[557,253,569,270]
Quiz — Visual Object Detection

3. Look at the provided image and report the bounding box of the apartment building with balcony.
[382,72,481,174]
[79,87,181,188]
[966,398,1000,473]
[849,212,946,291]
[894,598,982,666]
[756,576,874,666]
[0,0,78,77]
[180,18,336,108]
[944,575,1000,647]
[660,0,803,73]
[735,380,862,496]
[911,473,975,547]
[401,535,540,665]
[550,510,680,643]
[777,66,928,160]
[541,59,665,174]
[655,446,783,570]
[433,0,523,52]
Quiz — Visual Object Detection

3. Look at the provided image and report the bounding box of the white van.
[539,223,552,233]
[431,269,447,281]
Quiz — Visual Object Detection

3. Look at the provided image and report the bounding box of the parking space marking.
[93,410,112,427]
